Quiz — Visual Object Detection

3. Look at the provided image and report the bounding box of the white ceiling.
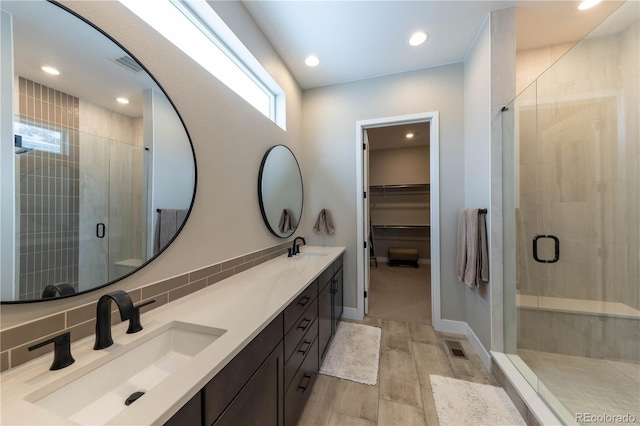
[242,0,623,90]
[3,0,159,118]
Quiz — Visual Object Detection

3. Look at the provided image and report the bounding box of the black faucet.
[28,332,75,370]
[288,236,306,257]
[94,290,135,350]
[127,299,156,334]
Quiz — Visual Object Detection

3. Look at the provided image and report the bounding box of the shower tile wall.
[16,77,80,300]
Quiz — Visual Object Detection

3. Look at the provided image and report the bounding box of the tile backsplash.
[0,242,291,372]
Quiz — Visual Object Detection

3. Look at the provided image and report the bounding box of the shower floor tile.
[519,349,640,425]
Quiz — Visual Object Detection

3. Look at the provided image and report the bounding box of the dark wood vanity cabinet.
[283,280,319,426]
[204,314,284,426]
[164,253,344,426]
[319,254,344,362]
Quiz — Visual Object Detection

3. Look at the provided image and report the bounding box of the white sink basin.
[293,252,329,259]
[25,321,226,425]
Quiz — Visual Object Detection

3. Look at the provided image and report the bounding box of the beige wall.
[1,1,304,328]
[369,146,429,186]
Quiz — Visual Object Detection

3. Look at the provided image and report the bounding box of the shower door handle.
[533,235,559,263]
[96,223,105,239]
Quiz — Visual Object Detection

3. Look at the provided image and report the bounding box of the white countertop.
[0,246,345,425]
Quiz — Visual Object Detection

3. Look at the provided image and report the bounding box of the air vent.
[445,340,468,359]
[110,55,143,73]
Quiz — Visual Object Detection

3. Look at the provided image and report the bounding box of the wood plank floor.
[298,317,498,425]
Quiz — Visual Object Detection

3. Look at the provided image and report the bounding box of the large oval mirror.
[258,145,303,238]
[0,1,196,302]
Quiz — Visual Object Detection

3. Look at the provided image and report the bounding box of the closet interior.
[368,123,430,265]
[366,122,431,324]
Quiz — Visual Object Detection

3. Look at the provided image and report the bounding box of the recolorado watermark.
[576,413,637,424]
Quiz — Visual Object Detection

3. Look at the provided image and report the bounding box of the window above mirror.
[119,0,286,129]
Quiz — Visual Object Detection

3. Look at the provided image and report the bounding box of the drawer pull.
[330,279,337,293]
[297,340,312,356]
[297,373,312,393]
[297,295,311,306]
[297,318,311,330]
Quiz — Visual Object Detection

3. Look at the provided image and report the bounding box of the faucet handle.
[126,300,156,334]
[28,332,75,370]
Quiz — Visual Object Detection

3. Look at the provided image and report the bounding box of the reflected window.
[14,122,66,154]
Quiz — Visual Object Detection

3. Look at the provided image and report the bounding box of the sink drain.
[125,391,145,406]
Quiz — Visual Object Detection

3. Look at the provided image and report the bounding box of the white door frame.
[355,111,440,322]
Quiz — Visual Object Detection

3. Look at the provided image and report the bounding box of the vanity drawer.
[284,279,318,334]
[284,297,318,363]
[284,337,319,426]
[284,316,318,391]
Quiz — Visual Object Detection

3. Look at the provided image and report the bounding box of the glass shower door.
[107,139,147,282]
[78,132,110,291]
[503,6,640,422]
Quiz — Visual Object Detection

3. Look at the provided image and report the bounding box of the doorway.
[355,112,440,324]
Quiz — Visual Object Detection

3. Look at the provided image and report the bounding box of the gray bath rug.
[430,375,526,426]
[319,322,381,385]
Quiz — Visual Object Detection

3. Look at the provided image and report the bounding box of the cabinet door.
[332,266,343,332]
[213,342,284,426]
[164,391,202,426]
[204,314,283,425]
[318,281,332,363]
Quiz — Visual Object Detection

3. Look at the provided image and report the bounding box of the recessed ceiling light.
[409,31,428,47]
[406,133,414,139]
[305,55,320,67]
[41,66,60,75]
[116,97,130,104]
[578,0,601,10]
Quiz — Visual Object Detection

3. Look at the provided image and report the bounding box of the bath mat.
[319,322,381,385]
[430,375,526,426]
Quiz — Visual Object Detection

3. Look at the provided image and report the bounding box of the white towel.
[313,209,335,234]
[457,209,489,288]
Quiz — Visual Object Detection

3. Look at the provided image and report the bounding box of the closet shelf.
[369,183,430,196]
[372,224,430,241]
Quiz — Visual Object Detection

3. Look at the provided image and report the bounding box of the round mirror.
[0,1,196,302]
[258,145,303,238]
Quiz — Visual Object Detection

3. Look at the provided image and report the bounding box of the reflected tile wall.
[16,77,79,300]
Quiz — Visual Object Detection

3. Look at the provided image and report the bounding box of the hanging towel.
[456,210,467,282]
[278,209,296,233]
[313,209,335,234]
[154,209,187,255]
[457,209,489,288]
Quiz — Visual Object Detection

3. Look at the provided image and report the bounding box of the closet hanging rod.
[370,183,430,189]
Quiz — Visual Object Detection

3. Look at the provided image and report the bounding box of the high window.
[119,0,285,129]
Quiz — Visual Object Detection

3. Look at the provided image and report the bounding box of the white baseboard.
[433,319,491,371]
[342,307,360,321]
